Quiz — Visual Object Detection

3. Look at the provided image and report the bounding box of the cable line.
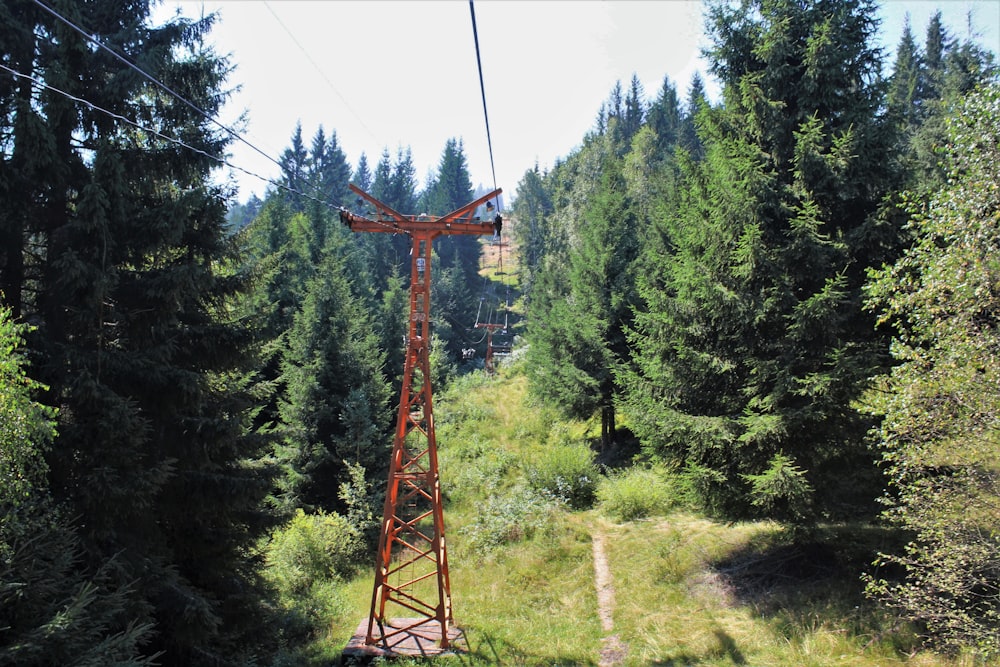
[5,4,413,238]
[0,62,360,221]
[468,0,499,204]
[262,1,379,145]
[31,0,284,173]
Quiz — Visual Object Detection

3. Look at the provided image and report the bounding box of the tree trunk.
[601,403,616,451]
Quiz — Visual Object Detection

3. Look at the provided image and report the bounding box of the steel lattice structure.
[339,184,501,650]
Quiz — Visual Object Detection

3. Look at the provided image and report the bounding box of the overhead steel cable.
[18,3,410,236]
[262,0,379,145]
[31,0,285,174]
[0,62,355,219]
[467,0,513,347]
[468,0,499,203]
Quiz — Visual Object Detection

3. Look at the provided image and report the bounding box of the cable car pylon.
[340,183,501,657]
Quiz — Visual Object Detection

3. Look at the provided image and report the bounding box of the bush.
[525,436,598,509]
[265,509,363,597]
[459,485,557,552]
[597,467,679,522]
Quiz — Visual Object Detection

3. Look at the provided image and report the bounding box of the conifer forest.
[2,0,999,665]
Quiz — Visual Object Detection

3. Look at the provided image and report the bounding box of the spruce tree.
[275,247,390,512]
[679,73,707,161]
[279,121,310,211]
[424,138,481,361]
[511,164,553,294]
[527,138,639,448]
[625,0,902,521]
[646,76,683,158]
[887,17,923,134]
[0,2,275,662]
[906,12,996,191]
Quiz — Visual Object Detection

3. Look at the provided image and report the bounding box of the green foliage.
[0,311,54,507]
[262,509,361,660]
[265,509,363,597]
[596,466,679,522]
[743,452,814,522]
[0,4,284,661]
[0,511,157,667]
[623,0,901,522]
[863,83,1000,659]
[888,10,997,194]
[337,461,380,547]
[275,248,391,511]
[510,165,553,294]
[0,307,152,665]
[526,138,641,447]
[459,485,558,553]
[525,434,598,509]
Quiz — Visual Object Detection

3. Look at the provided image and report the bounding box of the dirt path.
[592,531,628,666]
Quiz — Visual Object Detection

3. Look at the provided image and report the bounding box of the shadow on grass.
[707,523,917,649]
[649,629,748,666]
[454,627,599,667]
[339,626,601,666]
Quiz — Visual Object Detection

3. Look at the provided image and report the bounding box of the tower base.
[342,618,467,660]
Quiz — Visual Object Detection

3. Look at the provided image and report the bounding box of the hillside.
[320,364,972,666]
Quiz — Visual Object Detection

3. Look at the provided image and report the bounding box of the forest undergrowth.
[272,360,992,667]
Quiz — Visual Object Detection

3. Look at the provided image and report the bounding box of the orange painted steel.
[473,322,505,375]
[340,184,501,649]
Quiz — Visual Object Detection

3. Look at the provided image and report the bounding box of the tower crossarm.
[340,183,502,237]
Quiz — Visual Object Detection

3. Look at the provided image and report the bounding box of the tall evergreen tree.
[621,74,646,147]
[887,17,923,133]
[624,0,902,521]
[0,307,154,666]
[279,121,310,211]
[305,125,352,245]
[275,247,391,512]
[511,164,554,294]
[646,76,683,158]
[0,2,276,662]
[427,141,479,280]
[352,151,373,192]
[907,12,996,190]
[528,140,639,448]
[679,73,707,161]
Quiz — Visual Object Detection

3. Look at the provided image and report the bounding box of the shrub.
[597,467,678,522]
[265,509,363,597]
[525,436,598,509]
[459,485,556,552]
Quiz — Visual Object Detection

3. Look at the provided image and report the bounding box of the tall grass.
[317,366,980,666]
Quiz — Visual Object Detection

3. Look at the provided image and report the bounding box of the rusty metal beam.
[342,186,501,651]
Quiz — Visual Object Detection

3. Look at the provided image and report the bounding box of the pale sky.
[151,1,999,205]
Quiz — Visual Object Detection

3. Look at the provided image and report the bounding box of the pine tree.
[527,140,639,448]
[887,17,923,133]
[275,246,391,512]
[307,125,352,217]
[625,0,902,521]
[280,121,310,211]
[646,76,683,158]
[422,138,481,361]
[0,2,276,662]
[907,12,996,190]
[352,152,373,192]
[511,164,553,294]
[0,307,154,666]
[679,73,707,161]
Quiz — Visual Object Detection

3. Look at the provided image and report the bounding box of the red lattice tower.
[339,184,501,652]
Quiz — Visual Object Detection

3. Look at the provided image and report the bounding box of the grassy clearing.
[321,362,987,666]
